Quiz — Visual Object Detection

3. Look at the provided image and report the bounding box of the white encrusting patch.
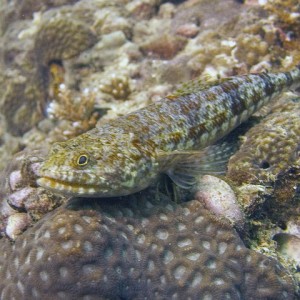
[40,270,49,282]
[17,281,24,294]
[218,242,228,254]
[191,272,202,287]
[36,247,45,260]
[205,224,213,233]
[182,208,190,216]
[121,232,128,240]
[137,234,146,244]
[214,278,225,285]
[127,224,134,231]
[163,250,174,264]
[135,250,142,261]
[246,254,252,263]
[25,253,31,265]
[206,259,217,269]
[83,241,93,252]
[5,270,11,280]
[129,268,135,275]
[177,223,186,231]
[203,292,213,300]
[44,230,51,239]
[59,267,69,278]
[159,213,168,221]
[82,264,96,275]
[151,243,158,250]
[14,257,19,268]
[202,241,211,250]
[236,244,242,251]
[148,260,155,272]
[74,224,83,234]
[32,288,39,298]
[61,240,73,250]
[160,275,166,285]
[155,228,169,240]
[21,239,27,249]
[58,227,66,235]
[177,238,192,248]
[194,216,204,224]
[82,216,92,224]
[173,265,186,280]
[186,252,201,261]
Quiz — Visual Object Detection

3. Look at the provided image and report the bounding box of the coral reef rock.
[0,149,66,239]
[0,191,296,299]
[228,105,300,185]
[228,98,300,215]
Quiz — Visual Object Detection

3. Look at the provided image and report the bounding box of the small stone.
[274,233,300,266]
[6,213,30,240]
[9,170,23,191]
[7,187,35,209]
[176,23,199,38]
[140,33,187,59]
[194,175,245,227]
[126,0,157,20]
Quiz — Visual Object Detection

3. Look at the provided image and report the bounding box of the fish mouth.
[37,176,100,196]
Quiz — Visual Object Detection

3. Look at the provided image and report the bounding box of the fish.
[37,66,300,197]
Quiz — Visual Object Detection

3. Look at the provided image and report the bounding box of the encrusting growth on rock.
[0,191,296,299]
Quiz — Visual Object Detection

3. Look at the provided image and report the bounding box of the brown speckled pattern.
[0,192,296,299]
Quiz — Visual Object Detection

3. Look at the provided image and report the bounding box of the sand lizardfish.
[38,66,300,197]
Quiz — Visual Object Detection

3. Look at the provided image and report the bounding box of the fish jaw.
[37,174,156,198]
[37,176,106,197]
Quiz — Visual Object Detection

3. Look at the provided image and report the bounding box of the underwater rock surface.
[0,192,296,299]
[0,0,300,298]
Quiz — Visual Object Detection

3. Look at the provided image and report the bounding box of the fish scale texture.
[0,192,295,299]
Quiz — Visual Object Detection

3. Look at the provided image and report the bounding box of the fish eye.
[77,154,89,166]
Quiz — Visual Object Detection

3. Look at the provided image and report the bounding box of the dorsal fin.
[166,75,231,100]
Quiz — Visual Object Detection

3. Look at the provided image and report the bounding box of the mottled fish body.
[38,67,300,197]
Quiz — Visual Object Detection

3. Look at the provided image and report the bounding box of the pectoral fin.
[159,141,238,189]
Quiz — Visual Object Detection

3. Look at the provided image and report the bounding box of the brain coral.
[228,99,300,185]
[0,191,296,299]
[34,17,97,65]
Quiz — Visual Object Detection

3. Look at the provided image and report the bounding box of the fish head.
[37,133,157,197]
